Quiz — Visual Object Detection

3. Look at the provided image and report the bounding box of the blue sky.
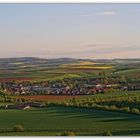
[0,4,140,59]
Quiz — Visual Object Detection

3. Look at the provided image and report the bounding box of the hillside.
[0,57,140,70]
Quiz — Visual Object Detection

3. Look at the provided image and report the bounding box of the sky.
[0,4,140,59]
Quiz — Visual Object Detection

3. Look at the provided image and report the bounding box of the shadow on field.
[34,106,140,121]
[100,117,140,123]
[112,129,140,136]
[84,129,140,136]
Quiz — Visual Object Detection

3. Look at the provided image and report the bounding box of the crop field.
[0,69,101,82]
[0,90,137,136]
[15,95,82,101]
[72,66,113,69]
[0,59,114,82]
[0,106,140,136]
[0,58,140,136]
[0,77,36,82]
[61,65,113,70]
[15,90,140,102]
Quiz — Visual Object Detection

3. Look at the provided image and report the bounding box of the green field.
[0,60,113,82]
[0,69,101,81]
[0,106,140,136]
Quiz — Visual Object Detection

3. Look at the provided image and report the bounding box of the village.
[0,76,139,96]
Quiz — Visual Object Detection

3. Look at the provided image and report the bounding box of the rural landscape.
[0,3,140,136]
[0,57,140,136]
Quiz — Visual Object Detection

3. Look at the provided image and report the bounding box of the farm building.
[3,102,44,110]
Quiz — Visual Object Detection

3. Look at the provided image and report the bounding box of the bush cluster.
[102,131,112,136]
[60,131,75,136]
[13,125,24,132]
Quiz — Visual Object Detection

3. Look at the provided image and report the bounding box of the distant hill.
[0,57,88,70]
[0,57,140,70]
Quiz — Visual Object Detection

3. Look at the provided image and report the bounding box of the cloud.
[77,10,117,17]
[97,11,117,16]
[85,43,111,48]
[78,13,93,17]
[86,44,101,47]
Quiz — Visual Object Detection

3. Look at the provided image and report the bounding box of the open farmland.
[0,57,115,82]
[0,57,140,136]
[15,95,82,102]
[15,90,140,102]
[0,67,107,82]
[0,106,140,136]
[1,2,140,137]
[0,78,35,82]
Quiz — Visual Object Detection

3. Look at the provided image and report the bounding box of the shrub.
[83,104,89,107]
[102,131,112,136]
[131,108,140,114]
[120,107,130,112]
[91,103,96,107]
[92,104,109,111]
[60,131,75,136]
[96,105,109,110]
[64,102,70,107]
[75,102,80,106]
[13,125,24,132]
[109,105,118,110]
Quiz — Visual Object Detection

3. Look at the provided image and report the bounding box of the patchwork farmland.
[0,57,140,136]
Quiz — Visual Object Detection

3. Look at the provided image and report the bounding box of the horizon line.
[0,56,140,60]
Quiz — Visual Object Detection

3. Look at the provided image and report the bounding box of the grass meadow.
[0,106,140,136]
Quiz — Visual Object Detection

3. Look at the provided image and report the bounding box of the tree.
[0,82,5,90]
[120,75,127,84]
[13,125,24,132]
[102,131,112,136]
